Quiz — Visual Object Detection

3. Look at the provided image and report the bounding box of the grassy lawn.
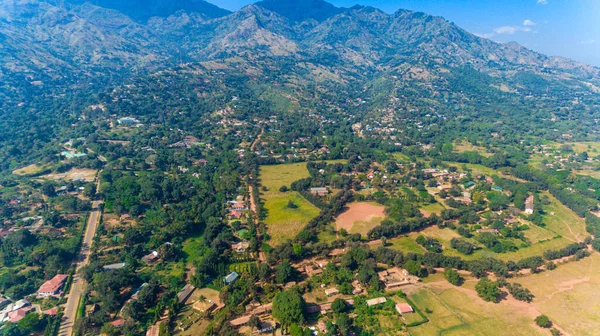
[259,162,311,191]
[263,192,320,245]
[563,141,600,153]
[12,163,48,175]
[260,162,321,246]
[388,236,426,254]
[182,235,204,265]
[453,140,493,157]
[541,192,588,242]
[420,203,445,216]
[513,253,600,335]
[523,223,557,244]
[574,169,600,179]
[408,286,542,335]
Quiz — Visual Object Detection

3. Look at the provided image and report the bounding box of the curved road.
[58,189,103,336]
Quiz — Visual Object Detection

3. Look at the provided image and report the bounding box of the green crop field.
[260,163,320,246]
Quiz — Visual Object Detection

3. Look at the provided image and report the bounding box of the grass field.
[182,235,204,265]
[523,223,557,244]
[420,203,445,217]
[407,285,543,335]
[389,226,574,262]
[388,236,426,254]
[541,192,588,242]
[41,168,97,182]
[513,253,600,335]
[574,169,600,179]
[453,141,493,157]
[260,163,320,246]
[563,141,600,153]
[13,163,48,175]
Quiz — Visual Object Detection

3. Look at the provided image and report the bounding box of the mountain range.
[0,0,599,112]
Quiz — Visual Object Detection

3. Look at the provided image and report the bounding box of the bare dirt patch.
[41,168,97,182]
[335,202,386,236]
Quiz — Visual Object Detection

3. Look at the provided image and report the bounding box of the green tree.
[475,277,500,302]
[275,260,294,284]
[535,315,551,328]
[272,289,305,332]
[331,298,347,313]
[443,268,463,286]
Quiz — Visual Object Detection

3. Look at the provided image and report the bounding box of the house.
[395,303,414,314]
[525,195,535,215]
[257,321,276,334]
[110,319,126,328]
[131,283,148,300]
[146,324,160,336]
[142,251,159,264]
[230,210,242,219]
[192,300,216,313]
[7,307,33,323]
[231,201,246,211]
[43,307,58,316]
[324,288,339,296]
[232,241,250,252]
[37,274,68,297]
[177,284,196,304]
[225,272,239,285]
[492,186,503,192]
[117,117,139,126]
[230,315,251,327]
[476,229,500,234]
[463,181,475,189]
[103,263,128,271]
[310,187,329,196]
[366,297,387,307]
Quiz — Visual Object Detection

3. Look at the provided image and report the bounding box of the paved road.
[58,197,103,336]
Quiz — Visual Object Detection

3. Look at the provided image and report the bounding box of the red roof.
[43,307,58,316]
[8,307,33,323]
[38,274,68,294]
[395,303,414,314]
[110,319,126,327]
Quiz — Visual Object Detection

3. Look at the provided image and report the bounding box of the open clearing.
[407,282,544,335]
[541,192,588,242]
[335,202,386,237]
[13,163,48,175]
[388,226,574,262]
[563,141,600,153]
[420,203,445,217]
[453,140,493,157]
[513,253,600,335]
[40,168,97,182]
[259,163,320,246]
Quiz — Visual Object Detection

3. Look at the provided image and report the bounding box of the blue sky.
[209,0,600,67]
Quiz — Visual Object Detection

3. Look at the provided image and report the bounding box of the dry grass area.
[335,202,386,237]
[453,141,493,157]
[13,163,47,175]
[41,168,97,182]
[512,253,600,335]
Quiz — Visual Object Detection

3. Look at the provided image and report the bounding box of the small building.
[257,320,276,334]
[525,195,535,215]
[117,117,139,126]
[366,297,387,307]
[177,284,196,304]
[232,241,250,252]
[8,307,33,323]
[463,181,475,189]
[491,186,503,192]
[110,319,126,328]
[395,303,414,314]
[476,229,499,234]
[103,262,128,271]
[225,272,239,285]
[193,300,216,313]
[324,288,339,296]
[37,274,68,297]
[310,187,329,196]
[230,315,251,327]
[141,251,159,264]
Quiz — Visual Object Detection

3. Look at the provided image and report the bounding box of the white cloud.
[537,0,548,5]
[579,40,596,45]
[494,25,532,35]
[523,19,536,27]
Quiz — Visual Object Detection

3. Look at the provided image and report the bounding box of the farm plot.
[335,202,386,237]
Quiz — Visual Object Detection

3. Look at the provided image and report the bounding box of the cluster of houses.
[0,299,34,324]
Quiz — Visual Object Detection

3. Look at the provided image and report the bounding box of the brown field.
[13,163,48,175]
[335,202,386,236]
[40,168,97,182]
